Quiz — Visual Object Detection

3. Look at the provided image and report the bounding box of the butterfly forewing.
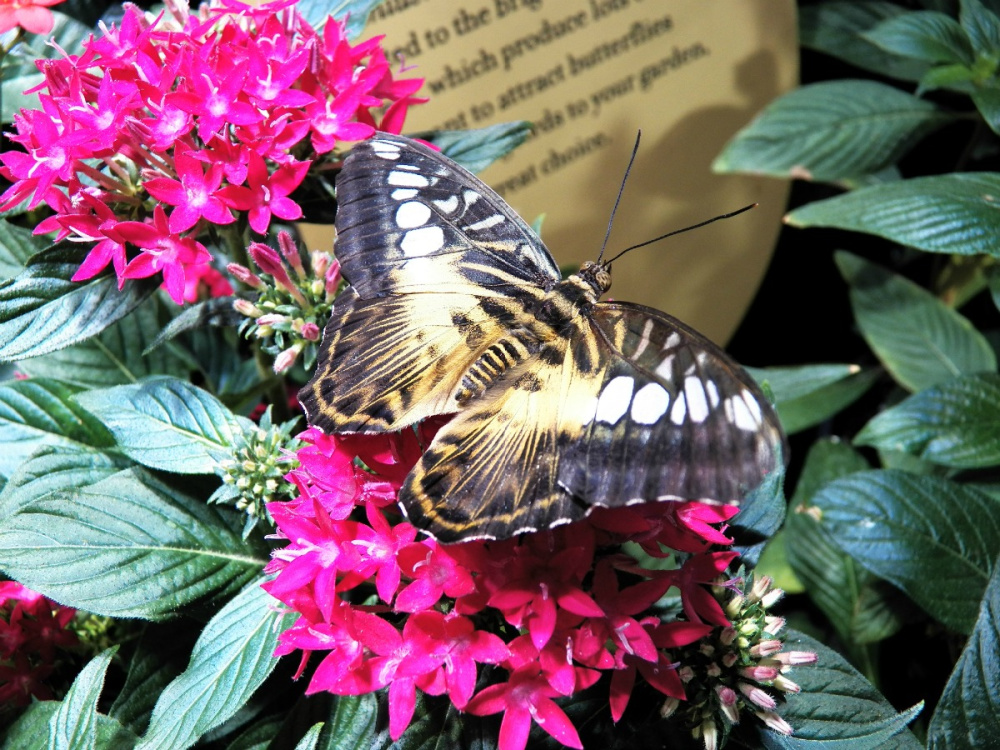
[334,136,561,299]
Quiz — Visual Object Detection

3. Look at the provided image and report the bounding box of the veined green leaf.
[927,560,1000,748]
[787,174,1000,258]
[759,630,922,748]
[1,703,136,750]
[960,0,1000,55]
[0,379,114,480]
[836,253,995,392]
[785,440,908,647]
[75,378,249,475]
[48,648,117,750]
[136,583,297,750]
[714,81,953,181]
[425,122,532,174]
[20,299,190,387]
[0,467,267,619]
[748,364,879,433]
[856,373,1000,467]
[0,245,156,362]
[109,625,190,737]
[800,2,931,82]
[0,219,46,279]
[862,11,974,65]
[813,470,1000,634]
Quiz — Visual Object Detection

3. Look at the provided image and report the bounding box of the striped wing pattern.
[301,133,786,542]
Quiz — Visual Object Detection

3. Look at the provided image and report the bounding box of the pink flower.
[143,146,234,234]
[0,0,64,36]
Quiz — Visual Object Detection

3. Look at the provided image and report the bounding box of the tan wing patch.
[300,289,515,433]
[399,329,604,542]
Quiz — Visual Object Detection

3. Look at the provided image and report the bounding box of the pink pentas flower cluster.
[263,426,748,750]
[0,581,78,707]
[0,0,65,36]
[0,0,424,303]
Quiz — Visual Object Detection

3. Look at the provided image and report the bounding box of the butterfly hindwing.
[334,135,561,299]
[398,304,783,542]
[558,302,784,508]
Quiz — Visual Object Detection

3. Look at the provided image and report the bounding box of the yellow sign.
[364,0,797,343]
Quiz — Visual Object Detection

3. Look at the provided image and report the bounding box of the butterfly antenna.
[596,131,643,264]
[603,203,758,266]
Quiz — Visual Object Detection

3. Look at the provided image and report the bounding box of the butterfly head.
[577,260,612,298]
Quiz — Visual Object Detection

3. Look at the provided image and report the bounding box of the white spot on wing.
[388,171,429,188]
[684,376,710,423]
[663,332,681,350]
[630,382,670,424]
[596,376,634,424]
[655,355,674,379]
[631,318,655,361]
[726,391,762,431]
[396,201,431,229]
[434,195,460,213]
[392,188,418,200]
[670,393,687,425]
[400,226,444,257]
[706,380,720,408]
[463,189,481,205]
[579,395,599,424]
[371,141,400,159]
[464,214,505,232]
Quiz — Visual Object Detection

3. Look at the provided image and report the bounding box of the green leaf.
[972,87,1000,134]
[295,0,384,39]
[836,253,996,392]
[799,2,932,82]
[0,467,267,619]
[732,448,787,566]
[1,12,92,120]
[0,378,114,480]
[293,725,324,750]
[0,245,156,362]
[784,440,909,647]
[758,630,922,748]
[0,445,125,522]
[320,695,378,750]
[813,470,1000,634]
[20,299,190,387]
[425,122,532,174]
[713,81,953,181]
[961,0,1000,54]
[856,373,1000,467]
[1,703,137,750]
[0,219,47,278]
[143,297,242,356]
[927,559,1000,748]
[109,625,192,736]
[787,174,1000,258]
[136,583,297,750]
[48,648,117,750]
[863,11,974,65]
[748,364,879,433]
[75,378,248,475]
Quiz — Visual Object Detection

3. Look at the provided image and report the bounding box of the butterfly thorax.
[455,262,611,406]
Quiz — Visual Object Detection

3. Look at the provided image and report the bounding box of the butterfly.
[299,134,785,543]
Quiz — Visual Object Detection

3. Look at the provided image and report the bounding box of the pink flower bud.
[301,322,321,341]
[739,681,776,709]
[774,674,801,693]
[233,298,263,318]
[273,344,302,373]
[775,650,817,666]
[754,710,793,736]
[277,231,305,278]
[257,313,289,326]
[750,639,783,658]
[325,259,342,297]
[739,665,778,682]
[227,263,265,290]
[715,685,739,724]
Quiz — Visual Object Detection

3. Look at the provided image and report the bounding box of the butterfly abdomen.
[455,333,536,405]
